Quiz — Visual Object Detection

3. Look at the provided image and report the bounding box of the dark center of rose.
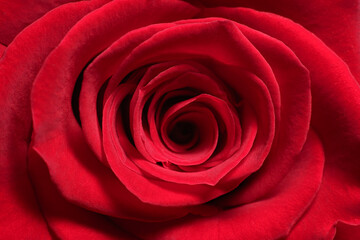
[169,121,196,145]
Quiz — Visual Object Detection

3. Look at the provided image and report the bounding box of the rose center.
[169,121,196,145]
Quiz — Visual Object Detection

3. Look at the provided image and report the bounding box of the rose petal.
[117,130,324,240]
[28,150,135,239]
[33,124,190,221]
[196,17,311,206]
[0,0,94,45]
[0,0,107,238]
[334,222,360,240]
[79,23,176,163]
[127,62,235,164]
[131,68,238,166]
[0,43,6,56]
[214,7,360,238]
[158,97,220,165]
[186,0,360,81]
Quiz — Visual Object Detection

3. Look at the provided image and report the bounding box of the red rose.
[1,0,359,239]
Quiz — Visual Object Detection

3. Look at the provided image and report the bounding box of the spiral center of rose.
[168,121,196,145]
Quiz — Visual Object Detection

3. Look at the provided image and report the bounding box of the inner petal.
[168,121,198,149]
[159,102,219,166]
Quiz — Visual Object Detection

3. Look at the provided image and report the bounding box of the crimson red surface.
[0,0,359,239]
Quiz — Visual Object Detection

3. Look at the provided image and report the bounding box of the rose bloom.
[1,0,359,239]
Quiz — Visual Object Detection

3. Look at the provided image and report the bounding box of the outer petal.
[205,7,360,239]
[0,0,86,45]
[0,0,110,238]
[28,150,134,239]
[190,0,360,81]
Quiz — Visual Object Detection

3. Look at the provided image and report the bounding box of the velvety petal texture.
[188,0,360,82]
[0,0,86,45]
[0,0,359,239]
[0,0,113,238]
